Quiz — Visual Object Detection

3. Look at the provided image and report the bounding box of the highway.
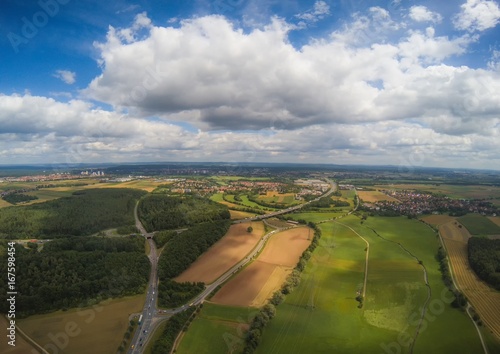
[128,179,337,353]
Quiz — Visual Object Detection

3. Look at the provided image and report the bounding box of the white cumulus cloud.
[453,0,500,32]
[53,70,76,85]
[409,5,443,23]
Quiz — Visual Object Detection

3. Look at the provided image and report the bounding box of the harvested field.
[421,214,456,226]
[212,227,312,307]
[229,210,255,219]
[174,221,265,284]
[0,199,12,208]
[211,261,290,307]
[440,221,500,339]
[0,317,38,354]
[488,217,500,227]
[357,190,399,203]
[258,227,312,267]
[18,295,144,354]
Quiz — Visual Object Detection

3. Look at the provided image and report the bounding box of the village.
[364,189,498,216]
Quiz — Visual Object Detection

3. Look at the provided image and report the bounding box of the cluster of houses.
[366,189,498,216]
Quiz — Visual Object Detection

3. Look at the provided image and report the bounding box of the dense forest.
[138,195,230,232]
[468,237,500,290]
[2,193,39,205]
[157,220,231,307]
[0,236,150,317]
[0,188,146,239]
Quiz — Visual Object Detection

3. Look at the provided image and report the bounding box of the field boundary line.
[333,221,369,299]
[14,322,49,354]
[364,225,431,354]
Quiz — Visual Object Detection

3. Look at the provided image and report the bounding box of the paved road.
[233,179,337,223]
[128,203,160,353]
[128,179,338,353]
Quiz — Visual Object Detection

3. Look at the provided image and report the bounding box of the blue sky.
[0,0,499,169]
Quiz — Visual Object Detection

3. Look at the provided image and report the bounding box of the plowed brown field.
[211,227,312,307]
[174,221,265,284]
[421,214,456,226]
[440,221,500,339]
[357,191,400,203]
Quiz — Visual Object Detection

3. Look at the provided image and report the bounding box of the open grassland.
[265,217,294,229]
[440,221,500,339]
[258,192,300,206]
[176,303,254,354]
[18,295,144,354]
[23,189,75,204]
[0,317,38,354]
[286,211,345,223]
[229,210,255,219]
[240,195,277,210]
[257,216,481,354]
[210,193,244,209]
[212,227,312,308]
[458,214,500,235]
[357,190,400,203]
[341,189,356,199]
[174,221,265,284]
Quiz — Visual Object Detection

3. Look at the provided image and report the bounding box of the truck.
[138,314,143,324]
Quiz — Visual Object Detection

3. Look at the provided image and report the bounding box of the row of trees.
[138,195,230,232]
[0,236,150,317]
[468,237,500,290]
[151,306,197,354]
[0,188,146,239]
[436,246,467,308]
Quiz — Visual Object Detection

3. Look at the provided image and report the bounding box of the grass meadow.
[457,214,500,235]
[176,303,255,354]
[256,216,482,354]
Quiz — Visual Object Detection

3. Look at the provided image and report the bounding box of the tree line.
[0,236,150,317]
[157,220,231,307]
[468,237,500,290]
[138,194,230,232]
[0,188,146,239]
[151,306,197,354]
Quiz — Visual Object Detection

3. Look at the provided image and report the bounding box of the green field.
[24,189,75,203]
[458,214,500,235]
[240,195,276,210]
[286,212,345,223]
[176,303,254,354]
[256,216,482,354]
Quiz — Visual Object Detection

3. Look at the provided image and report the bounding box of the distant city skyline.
[1,0,500,170]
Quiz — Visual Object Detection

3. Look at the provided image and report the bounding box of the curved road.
[128,179,337,353]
